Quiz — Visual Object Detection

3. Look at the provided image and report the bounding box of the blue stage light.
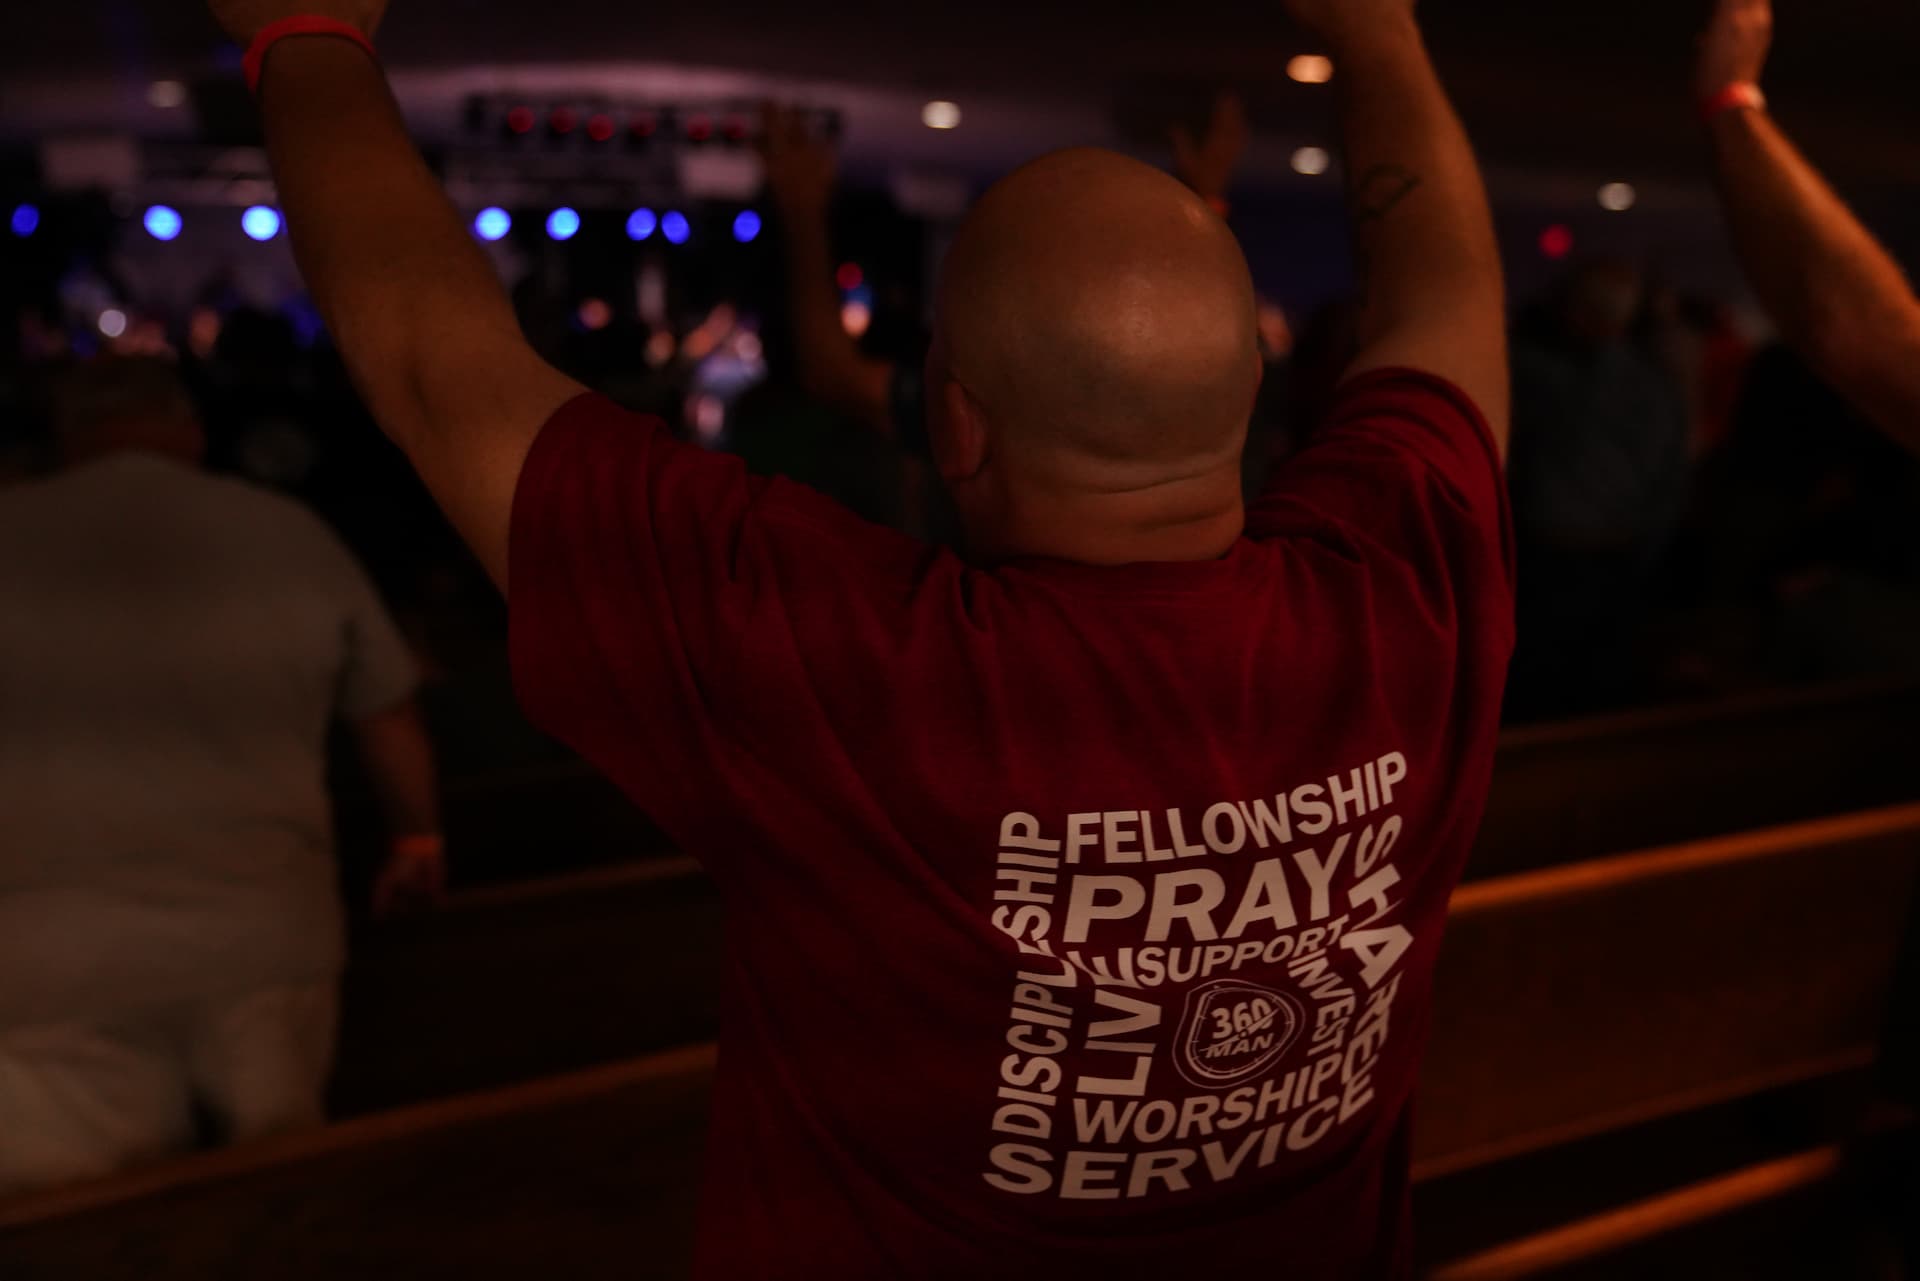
[627,208,658,241]
[241,206,282,242]
[474,208,512,242]
[10,204,39,237]
[547,208,582,241]
[732,210,762,243]
[144,205,184,242]
[662,211,690,245]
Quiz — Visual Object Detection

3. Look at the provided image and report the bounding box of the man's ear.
[933,378,991,483]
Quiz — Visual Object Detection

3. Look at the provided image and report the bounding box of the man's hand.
[1696,0,1920,454]
[760,103,838,225]
[1172,93,1249,209]
[372,838,447,918]
[1278,0,1416,47]
[207,0,386,44]
[1698,0,1772,96]
[762,99,895,435]
[219,6,582,590]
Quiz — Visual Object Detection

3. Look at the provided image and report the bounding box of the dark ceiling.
[16,0,1920,187]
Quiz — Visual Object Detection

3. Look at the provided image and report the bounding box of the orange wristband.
[1700,82,1766,123]
[244,16,378,95]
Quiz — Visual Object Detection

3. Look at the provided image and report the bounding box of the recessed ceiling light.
[1292,146,1331,176]
[922,101,963,130]
[1287,55,1334,85]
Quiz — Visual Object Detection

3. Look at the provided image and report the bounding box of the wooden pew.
[1422,1130,1910,1281]
[1415,804,1920,1172]
[1411,1072,1905,1276]
[11,805,1910,1278]
[0,1047,716,1281]
[1409,802,1920,1275]
[321,675,1920,1113]
[342,676,1920,891]
[1469,677,1920,880]
[333,799,1920,1118]
[330,856,720,1114]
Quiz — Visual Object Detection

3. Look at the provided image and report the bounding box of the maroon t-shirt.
[508,368,1515,1280]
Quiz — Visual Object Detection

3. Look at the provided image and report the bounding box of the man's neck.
[983,469,1247,566]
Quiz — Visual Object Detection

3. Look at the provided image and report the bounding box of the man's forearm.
[781,208,893,435]
[258,39,523,450]
[1710,108,1920,451]
[1336,23,1502,334]
[353,701,441,839]
[1327,18,1508,434]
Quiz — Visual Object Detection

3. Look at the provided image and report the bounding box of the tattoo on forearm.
[1348,164,1424,306]
[1352,164,1424,223]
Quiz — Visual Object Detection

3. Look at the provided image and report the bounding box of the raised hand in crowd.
[761,101,839,226]
[760,102,898,436]
[1172,92,1250,213]
[1697,0,1771,97]
[206,0,385,42]
[1697,0,1920,454]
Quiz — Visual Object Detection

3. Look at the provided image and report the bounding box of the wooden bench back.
[1470,678,1920,879]
[341,679,1920,888]
[0,1049,715,1281]
[13,806,1915,1279]
[331,856,720,1113]
[1415,805,1920,1172]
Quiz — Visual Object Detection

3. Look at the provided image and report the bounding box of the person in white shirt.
[0,355,443,1196]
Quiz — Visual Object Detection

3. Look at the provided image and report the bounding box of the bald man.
[761,92,1255,470]
[213,0,1510,1275]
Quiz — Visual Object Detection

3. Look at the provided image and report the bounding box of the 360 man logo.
[1174,978,1304,1089]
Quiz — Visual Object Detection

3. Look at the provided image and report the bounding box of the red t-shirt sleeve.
[1249,366,1516,643]
[506,393,922,853]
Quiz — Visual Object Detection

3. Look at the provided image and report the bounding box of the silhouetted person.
[0,357,443,1195]
[1708,346,1920,682]
[1504,259,1691,719]
[217,0,1511,1274]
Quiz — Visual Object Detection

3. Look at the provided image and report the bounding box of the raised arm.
[761,104,896,437]
[1698,0,1920,454]
[208,1,584,589]
[1171,92,1250,216]
[1283,0,1508,455]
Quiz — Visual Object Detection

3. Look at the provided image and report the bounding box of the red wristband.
[1700,82,1766,123]
[391,833,445,860]
[244,16,377,95]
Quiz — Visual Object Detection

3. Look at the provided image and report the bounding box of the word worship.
[978,750,1420,1203]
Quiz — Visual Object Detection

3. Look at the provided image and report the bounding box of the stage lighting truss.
[461,95,842,158]
[121,137,775,250]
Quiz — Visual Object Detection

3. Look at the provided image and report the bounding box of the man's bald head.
[933,148,1261,491]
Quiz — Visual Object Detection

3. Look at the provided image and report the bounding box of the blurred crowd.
[5,84,1920,1203]
[6,224,1917,739]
